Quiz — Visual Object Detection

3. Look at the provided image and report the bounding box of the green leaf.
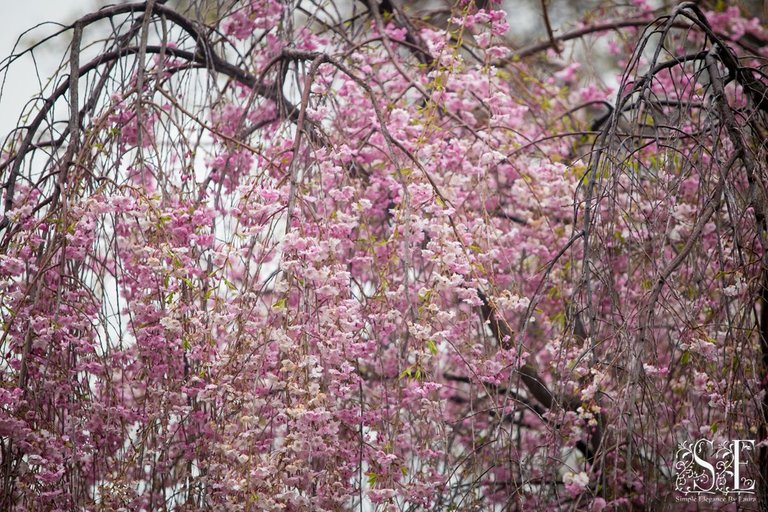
[273,297,287,309]
[681,351,691,365]
[427,339,438,356]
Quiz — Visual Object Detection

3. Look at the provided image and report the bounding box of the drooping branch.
[0,12,307,236]
[477,290,602,462]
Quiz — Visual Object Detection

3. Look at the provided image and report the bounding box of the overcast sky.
[0,2,91,137]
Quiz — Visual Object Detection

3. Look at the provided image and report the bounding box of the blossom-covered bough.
[0,0,766,509]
